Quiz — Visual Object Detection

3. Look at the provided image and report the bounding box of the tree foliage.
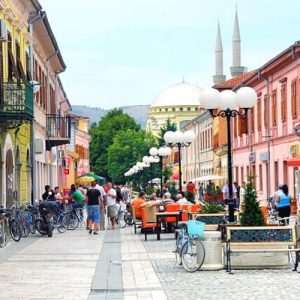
[158,118,177,147]
[107,129,157,183]
[240,176,265,226]
[89,109,140,179]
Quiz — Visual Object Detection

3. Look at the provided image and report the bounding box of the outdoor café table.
[156,211,180,240]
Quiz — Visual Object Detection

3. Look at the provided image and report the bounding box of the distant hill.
[71,105,149,128]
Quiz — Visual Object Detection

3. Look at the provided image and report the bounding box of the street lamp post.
[163,131,196,192]
[149,147,172,197]
[200,87,257,222]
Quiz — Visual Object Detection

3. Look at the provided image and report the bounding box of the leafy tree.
[162,165,172,184]
[158,118,177,146]
[107,129,156,183]
[89,109,140,179]
[240,176,265,226]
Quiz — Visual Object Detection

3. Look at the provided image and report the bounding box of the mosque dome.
[151,82,202,108]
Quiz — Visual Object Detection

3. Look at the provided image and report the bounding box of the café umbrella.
[75,173,106,185]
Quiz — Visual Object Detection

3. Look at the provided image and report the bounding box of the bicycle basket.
[187,220,205,237]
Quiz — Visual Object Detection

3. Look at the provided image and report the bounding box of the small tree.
[240,176,265,226]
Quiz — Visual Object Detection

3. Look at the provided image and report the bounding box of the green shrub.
[240,176,265,226]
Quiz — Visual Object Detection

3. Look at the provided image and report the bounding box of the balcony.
[46,114,71,151]
[0,82,34,129]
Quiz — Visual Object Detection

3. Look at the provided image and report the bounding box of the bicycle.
[174,223,188,265]
[174,220,205,272]
[115,204,127,228]
[0,207,22,247]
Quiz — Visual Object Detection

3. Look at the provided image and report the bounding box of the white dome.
[151,82,202,108]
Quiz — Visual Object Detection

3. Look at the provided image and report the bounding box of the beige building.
[146,81,202,136]
[181,111,214,183]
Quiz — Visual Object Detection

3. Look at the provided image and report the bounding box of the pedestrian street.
[1,225,300,300]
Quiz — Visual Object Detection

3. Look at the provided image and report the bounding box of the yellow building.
[0,1,35,207]
[146,81,202,136]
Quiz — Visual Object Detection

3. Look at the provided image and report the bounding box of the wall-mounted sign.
[64,169,69,175]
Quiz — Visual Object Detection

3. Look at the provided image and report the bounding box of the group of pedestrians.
[41,182,131,234]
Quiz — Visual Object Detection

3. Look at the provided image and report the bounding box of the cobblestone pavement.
[2,224,300,300]
[138,232,300,300]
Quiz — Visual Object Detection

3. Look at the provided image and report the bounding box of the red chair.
[165,204,180,223]
[141,206,159,241]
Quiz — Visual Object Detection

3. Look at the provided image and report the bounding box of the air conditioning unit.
[0,19,7,41]
[259,151,269,162]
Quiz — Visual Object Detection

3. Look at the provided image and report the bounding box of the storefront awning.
[287,155,300,167]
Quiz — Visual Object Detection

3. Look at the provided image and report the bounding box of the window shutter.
[272,89,277,126]
[291,79,297,119]
[263,95,267,129]
[238,109,247,136]
[250,107,255,133]
[257,98,261,131]
[281,82,287,123]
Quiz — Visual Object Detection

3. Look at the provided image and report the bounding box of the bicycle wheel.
[118,212,126,228]
[124,212,133,226]
[56,214,68,233]
[181,239,205,272]
[28,214,37,234]
[66,213,79,230]
[18,216,30,238]
[9,219,21,242]
[175,233,183,265]
[0,221,8,247]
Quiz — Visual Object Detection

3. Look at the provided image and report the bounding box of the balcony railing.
[46,114,71,150]
[0,82,34,129]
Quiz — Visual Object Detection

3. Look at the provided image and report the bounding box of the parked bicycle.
[174,220,206,272]
[115,202,133,228]
[0,207,22,247]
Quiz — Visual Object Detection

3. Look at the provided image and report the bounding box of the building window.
[250,107,255,133]
[165,108,168,112]
[259,165,263,191]
[238,108,247,136]
[274,161,278,191]
[195,107,198,111]
[271,89,277,126]
[172,107,175,112]
[291,79,297,119]
[257,97,261,131]
[241,166,244,183]
[281,81,287,123]
[263,94,267,129]
[180,107,183,111]
[187,107,191,111]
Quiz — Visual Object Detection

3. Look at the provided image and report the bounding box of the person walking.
[275,184,291,223]
[86,181,102,235]
[106,182,117,230]
[198,183,204,201]
[222,180,237,208]
[96,181,106,230]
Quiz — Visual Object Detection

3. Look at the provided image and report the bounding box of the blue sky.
[40,0,300,109]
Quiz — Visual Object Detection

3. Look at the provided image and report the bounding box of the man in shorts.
[86,181,103,235]
[106,182,117,229]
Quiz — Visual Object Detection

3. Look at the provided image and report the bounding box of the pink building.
[232,41,300,201]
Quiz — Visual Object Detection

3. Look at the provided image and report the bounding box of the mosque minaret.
[230,7,245,77]
[213,21,226,84]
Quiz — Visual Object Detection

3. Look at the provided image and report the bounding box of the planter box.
[193,213,239,230]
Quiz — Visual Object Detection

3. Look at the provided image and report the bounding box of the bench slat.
[230,248,300,253]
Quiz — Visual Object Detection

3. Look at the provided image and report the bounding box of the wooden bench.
[226,225,300,274]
